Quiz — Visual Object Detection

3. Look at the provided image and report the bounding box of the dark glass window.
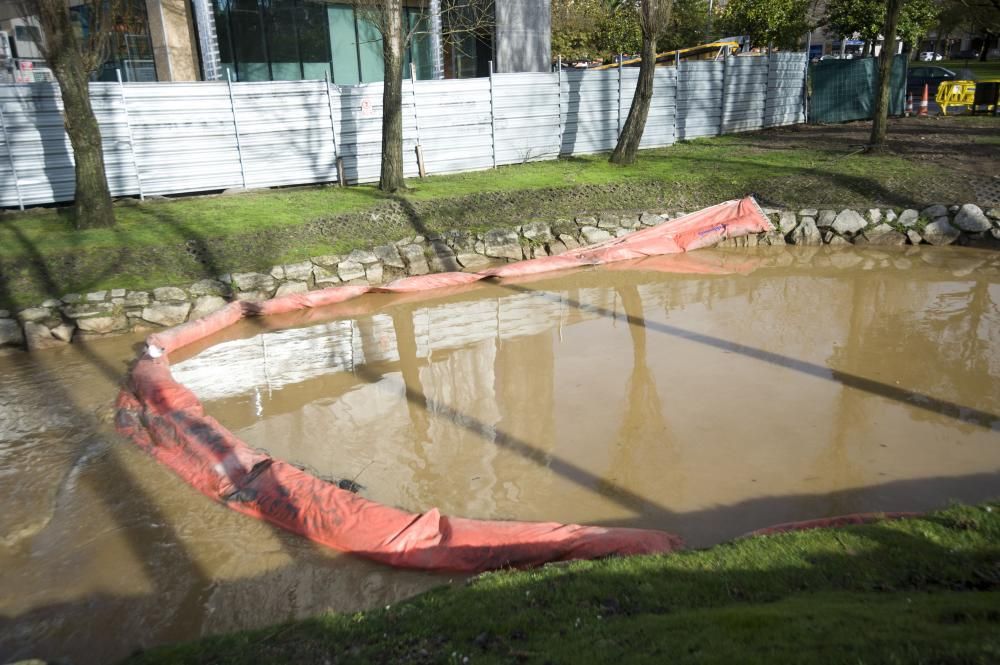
[231,0,269,80]
[299,0,332,80]
[264,0,302,79]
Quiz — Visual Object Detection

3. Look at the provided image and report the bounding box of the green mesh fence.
[809,55,907,123]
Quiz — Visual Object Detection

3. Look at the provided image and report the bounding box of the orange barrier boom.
[114,197,919,572]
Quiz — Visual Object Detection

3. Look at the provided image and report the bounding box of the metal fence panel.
[493,72,561,165]
[560,69,619,155]
[722,56,769,134]
[412,77,494,175]
[764,52,807,127]
[676,60,724,140]
[0,56,807,207]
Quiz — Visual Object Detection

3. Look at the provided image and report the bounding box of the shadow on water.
[494,282,1000,431]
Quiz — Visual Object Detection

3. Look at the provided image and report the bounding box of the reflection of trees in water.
[601,285,683,513]
[830,271,999,425]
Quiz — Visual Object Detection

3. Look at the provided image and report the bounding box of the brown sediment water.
[2,245,999,664]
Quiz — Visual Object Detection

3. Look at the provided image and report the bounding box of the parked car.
[906,65,958,98]
[918,51,943,61]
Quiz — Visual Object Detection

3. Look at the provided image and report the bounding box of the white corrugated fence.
[0,53,807,209]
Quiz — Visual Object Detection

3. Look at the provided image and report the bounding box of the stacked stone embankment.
[2,203,997,352]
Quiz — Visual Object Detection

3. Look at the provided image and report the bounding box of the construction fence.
[0,52,808,208]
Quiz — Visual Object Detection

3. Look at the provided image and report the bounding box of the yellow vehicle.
[592,41,741,70]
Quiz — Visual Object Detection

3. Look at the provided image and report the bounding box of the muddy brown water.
[2,246,999,664]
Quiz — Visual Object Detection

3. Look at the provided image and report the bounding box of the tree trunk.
[980,32,992,62]
[379,0,405,192]
[610,15,655,166]
[36,0,114,229]
[868,0,904,152]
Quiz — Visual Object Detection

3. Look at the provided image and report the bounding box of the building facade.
[0,0,549,84]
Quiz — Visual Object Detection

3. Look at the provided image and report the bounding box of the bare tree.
[19,0,126,228]
[348,0,493,192]
[868,0,904,151]
[609,0,673,166]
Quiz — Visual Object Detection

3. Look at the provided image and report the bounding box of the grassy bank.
[124,503,1000,664]
[939,59,1000,80]
[1,117,997,309]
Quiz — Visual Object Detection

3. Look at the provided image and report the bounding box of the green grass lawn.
[938,59,1000,80]
[123,502,1000,664]
[0,120,994,309]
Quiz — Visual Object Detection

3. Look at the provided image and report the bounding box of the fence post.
[324,72,344,186]
[556,55,563,155]
[410,62,426,177]
[803,35,812,122]
[116,69,145,200]
[720,55,729,134]
[617,53,623,140]
[0,101,24,210]
[488,60,497,169]
[763,52,771,129]
[226,69,248,189]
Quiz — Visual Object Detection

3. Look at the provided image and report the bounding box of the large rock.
[17,307,52,323]
[373,244,405,269]
[399,244,430,275]
[867,208,883,224]
[639,212,663,226]
[985,207,1000,221]
[816,210,836,228]
[347,249,379,265]
[23,322,63,351]
[832,209,867,235]
[867,224,907,246]
[427,242,460,272]
[906,229,923,245]
[922,219,960,246]
[274,282,308,297]
[312,266,341,285]
[141,302,191,327]
[483,229,523,260]
[521,221,553,242]
[597,214,619,230]
[50,322,75,342]
[282,261,314,281]
[85,291,107,302]
[231,272,276,293]
[897,209,919,227]
[153,286,187,302]
[189,295,228,319]
[0,319,24,347]
[788,217,822,246]
[575,216,597,227]
[778,211,798,234]
[456,252,492,269]
[921,204,949,219]
[952,204,991,232]
[365,263,384,284]
[559,234,582,250]
[580,226,612,244]
[75,314,128,334]
[337,260,366,282]
[188,279,227,297]
[124,291,150,307]
[310,255,342,269]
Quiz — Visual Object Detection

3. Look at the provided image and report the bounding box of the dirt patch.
[747,117,1000,189]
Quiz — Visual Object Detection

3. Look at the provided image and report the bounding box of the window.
[264,0,302,79]
[14,25,42,45]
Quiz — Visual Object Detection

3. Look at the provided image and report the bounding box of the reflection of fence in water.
[172,287,626,403]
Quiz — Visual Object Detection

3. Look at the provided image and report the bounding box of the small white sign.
[360,99,374,117]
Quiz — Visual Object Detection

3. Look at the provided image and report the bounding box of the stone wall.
[2,203,998,352]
